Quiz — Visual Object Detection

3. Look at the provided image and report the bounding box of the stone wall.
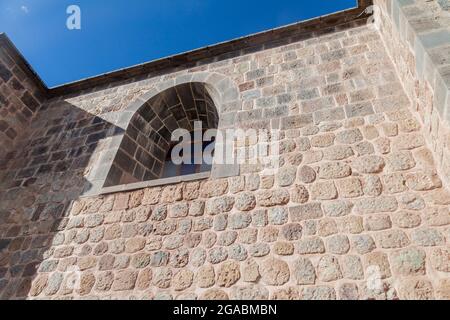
[0,37,45,154]
[0,17,449,300]
[374,0,450,188]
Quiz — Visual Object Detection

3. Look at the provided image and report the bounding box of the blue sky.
[0,0,357,87]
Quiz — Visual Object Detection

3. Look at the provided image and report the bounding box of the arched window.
[161,131,215,178]
[104,82,219,187]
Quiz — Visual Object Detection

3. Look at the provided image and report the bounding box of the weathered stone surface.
[336,177,363,198]
[271,287,300,300]
[151,206,167,221]
[251,210,267,227]
[151,251,170,267]
[364,214,392,231]
[392,211,421,228]
[188,201,205,217]
[316,218,337,237]
[229,176,245,194]
[257,189,290,207]
[200,289,229,300]
[273,242,294,256]
[323,145,354,161]
[77,272,96,296]
[44,273,63,296]
[131,253,151,269]
[231,285,269,300]
[228,213,252,230]
[298,166,317,184]
[95,272,114,292]
[311,133,335,148]
[342,255,364,280]
[168,202,189,218]
[30,274,48,297]
[393,134,425,151]
[161,185,183,203]
[398,193,425,211]
[242,259,260,282]
[277,166,297,187]
[422,207,450,226]
[191,248,206,267]
[249,242,270,257]
[208,247,228,264]
[290,184,309,203]
[406,173,442,191]
[310,181,338,200]
[318,162,352,179]
[436,279,450,300]
[297,237,325,254]
[323,201,353,217]
[217,231,237,246]
[355,196,398,213]
[182,181,200,201]
[281,223,303,240]
[363,175,382,196]
[382,173,408,194]
[290,203,323,221]
[260,258,290,285]
[336,129,363,144]
[234,193,256,211]
[200,180,228,198]
[136,268,152,290]
[217,261,240,288]
[327,234,350,254]
[386,151,416,171]
[260,175,274,189]
[391,247,426,276]
[378,229,410,249]
[229,244,248,261]
[112,270,138,291]
[353,155,385,174]
[293,257,316,285]
[338,283,360,300]
[317,255,342,282]
[260,227,278,243]
[354,141,375,156]
[430,247,450,272]
[263,231,283,249]
[172,269,194,291]
[206,197,235,215]
[268,207,288,225]
[238,228,258,244]
[195,265,216,288]
[302,220,317,236]
[335,229,358,250]
[411,228,445,247]
[364,252,391,279]
[142,188,161,205]
[302,286,336,300]
[398,279,434,300]
[153,268,172,289]
[337,215,363,234]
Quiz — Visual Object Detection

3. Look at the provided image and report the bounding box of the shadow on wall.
[0,100,123,299]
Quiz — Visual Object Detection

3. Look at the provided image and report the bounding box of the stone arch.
[120,72,240,125]
[85,72,241,194]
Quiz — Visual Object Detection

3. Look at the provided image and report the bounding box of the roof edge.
[0,0,373,98]
[0,33,48,96]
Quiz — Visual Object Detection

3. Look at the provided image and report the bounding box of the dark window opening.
[162,131,215,179]
[104,82,219,187]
